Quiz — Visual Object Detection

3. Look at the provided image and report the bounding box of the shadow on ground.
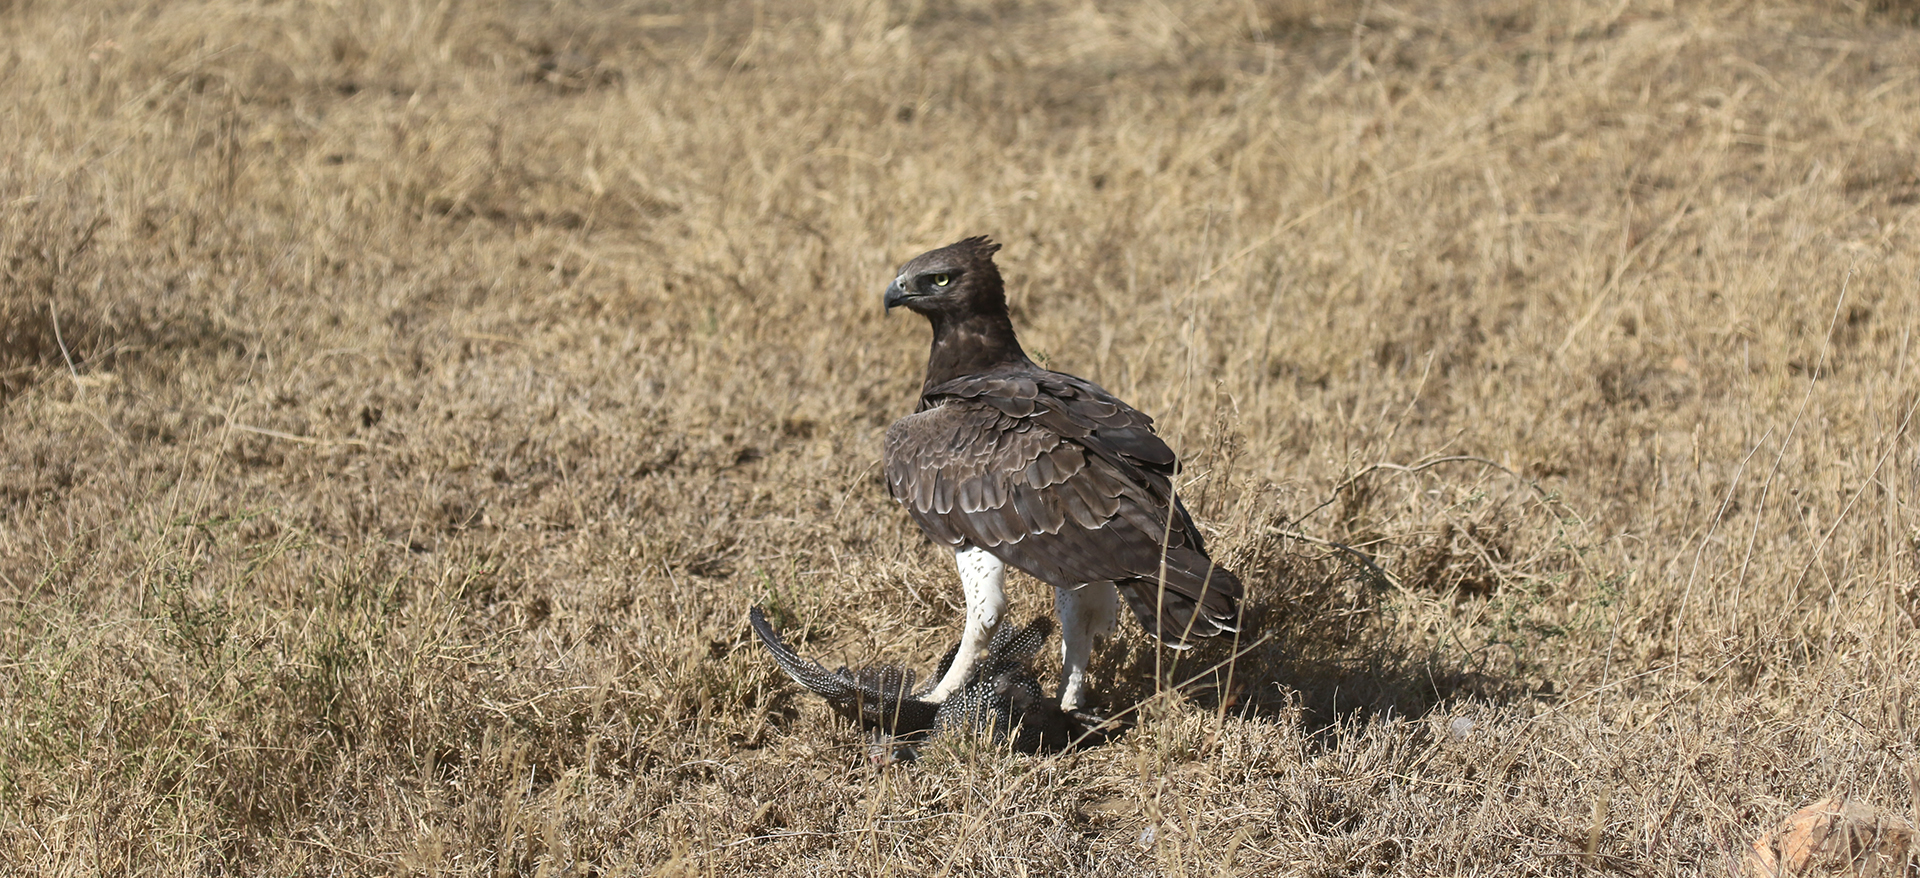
[1091,539,1538,738]
[748,534,1545,754]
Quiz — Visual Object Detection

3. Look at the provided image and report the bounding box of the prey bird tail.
[749,606,1119,753]
[748,606,938,736]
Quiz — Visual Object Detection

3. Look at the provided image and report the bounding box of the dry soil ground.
[4,0,1920,875]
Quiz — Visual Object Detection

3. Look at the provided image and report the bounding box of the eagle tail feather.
[1113,560,1243,645]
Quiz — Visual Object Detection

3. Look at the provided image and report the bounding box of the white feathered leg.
[1054,581,1120,711]
[924,546,1007,703]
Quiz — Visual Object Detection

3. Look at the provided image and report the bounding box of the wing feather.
[958,474,983,513]
[1059,483,1101,530]
[885,366,1241,643]
[1010,481,1067,535]
[1025,449,1054,488]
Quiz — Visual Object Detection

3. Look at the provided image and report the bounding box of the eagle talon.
[1065,708,1128,746]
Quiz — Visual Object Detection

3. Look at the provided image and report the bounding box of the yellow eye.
[931,273,951,287]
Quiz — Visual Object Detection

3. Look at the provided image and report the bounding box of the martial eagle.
[882,235,1243,712]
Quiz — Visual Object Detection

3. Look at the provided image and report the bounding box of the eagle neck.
[922,310,1030,391]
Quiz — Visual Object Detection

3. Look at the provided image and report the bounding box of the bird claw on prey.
[1065,708,1129,745]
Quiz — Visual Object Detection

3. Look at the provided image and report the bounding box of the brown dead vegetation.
[3,0,1918,875]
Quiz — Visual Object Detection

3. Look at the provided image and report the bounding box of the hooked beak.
[883,278,911,312]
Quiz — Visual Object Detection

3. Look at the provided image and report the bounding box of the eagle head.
[883,235,1005,317]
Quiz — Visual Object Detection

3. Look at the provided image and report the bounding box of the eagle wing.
[883,369,1240,642]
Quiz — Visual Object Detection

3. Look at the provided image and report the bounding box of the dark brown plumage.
[882,236,1242,646]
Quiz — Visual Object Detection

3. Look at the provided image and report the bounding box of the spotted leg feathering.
[922,546,1007,703]
[1053,581,1120,711]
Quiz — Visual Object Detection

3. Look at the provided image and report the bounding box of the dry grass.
[2,0,1918,874]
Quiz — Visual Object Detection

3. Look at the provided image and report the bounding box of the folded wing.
[884,368,1241,643]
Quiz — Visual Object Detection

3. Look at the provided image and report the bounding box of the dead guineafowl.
[748,606,1121,757]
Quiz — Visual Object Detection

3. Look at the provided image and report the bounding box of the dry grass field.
[3,0,1919,874]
